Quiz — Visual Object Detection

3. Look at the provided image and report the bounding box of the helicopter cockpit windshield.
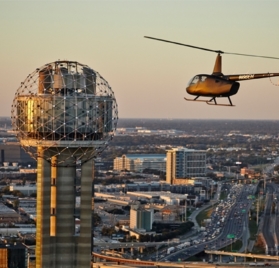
[187,75,208,86]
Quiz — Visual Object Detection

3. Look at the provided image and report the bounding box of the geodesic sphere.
[11,60,118,164]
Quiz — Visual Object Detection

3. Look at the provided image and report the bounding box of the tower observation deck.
[11,60,118,268]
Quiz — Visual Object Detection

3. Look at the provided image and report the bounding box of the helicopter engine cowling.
[186,74,240,97]
[227,81,240,96]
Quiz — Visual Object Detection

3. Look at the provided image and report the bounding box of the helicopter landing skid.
[184,96,235,106]
[184,97,209,103]
[206,97,234,107]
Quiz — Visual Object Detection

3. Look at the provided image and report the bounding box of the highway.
[258,158,279,255]
[94,241,167,249]
[275,184,279,255]
[262,184,276,255]
[160,183,257,262]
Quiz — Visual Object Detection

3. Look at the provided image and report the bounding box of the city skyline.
[1,0,279,120]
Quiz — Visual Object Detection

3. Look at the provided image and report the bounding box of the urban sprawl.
[0,118,279,267]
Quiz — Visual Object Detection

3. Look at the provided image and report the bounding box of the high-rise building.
[166,148,206,184]
[11,61,118,268]
[130,207,154,231]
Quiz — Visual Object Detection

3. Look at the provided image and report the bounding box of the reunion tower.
[11,60,118,268]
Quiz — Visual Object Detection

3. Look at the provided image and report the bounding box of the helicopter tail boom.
[227,72,279,81]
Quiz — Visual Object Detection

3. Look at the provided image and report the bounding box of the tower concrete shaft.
[36,147,93,268]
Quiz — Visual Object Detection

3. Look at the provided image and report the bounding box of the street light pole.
[156,245,158,262]
[256,195,259,226]
[264,174,266,192]
[185,198,187,222]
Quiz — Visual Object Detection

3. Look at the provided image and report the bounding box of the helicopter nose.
[186,84,199,95]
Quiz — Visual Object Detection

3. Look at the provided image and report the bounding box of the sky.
[1,0,279,120]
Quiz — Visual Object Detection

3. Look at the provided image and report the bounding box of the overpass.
[93,253,279,268]
[93,253,216,267]
[205,250,279,261]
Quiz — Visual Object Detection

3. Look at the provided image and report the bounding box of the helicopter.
[144,36,279,106]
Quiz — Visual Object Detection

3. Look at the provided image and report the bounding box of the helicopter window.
[187,75,207,86]
[200,76,207,82]
[188,76,199,85]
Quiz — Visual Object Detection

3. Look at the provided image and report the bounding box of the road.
[162,183,257,262]
[262,184,276,255]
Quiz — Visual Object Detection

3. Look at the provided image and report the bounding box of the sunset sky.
[1,0,279,120]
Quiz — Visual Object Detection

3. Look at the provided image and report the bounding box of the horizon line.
[118,117,279,121]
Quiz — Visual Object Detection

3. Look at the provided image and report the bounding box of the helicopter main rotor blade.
[144,36,224,54]
[144,36,279,60]
[223,52,279,60]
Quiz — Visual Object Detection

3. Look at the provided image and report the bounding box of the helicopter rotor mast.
[212,54,223,76]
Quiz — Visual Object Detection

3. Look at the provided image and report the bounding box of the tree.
[101,226,115,236]
[92,213,101,227]
[1,186,11,194]
[274,165,279,172]
[12,190,25,198]
[13,199,19,210]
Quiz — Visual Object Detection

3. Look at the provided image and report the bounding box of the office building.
[130,207,154,232]
[113,154,166,173]
[166,147,206,184]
